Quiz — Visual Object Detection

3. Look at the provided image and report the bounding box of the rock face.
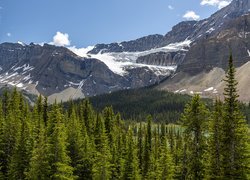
[157,0,250,100]
[89,34,165,54]
[0,43,174,102]
[178,14,250,75]
[136,51,186,66]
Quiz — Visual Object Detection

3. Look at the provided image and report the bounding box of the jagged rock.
[0,43,171,101]
[136,51,186,66]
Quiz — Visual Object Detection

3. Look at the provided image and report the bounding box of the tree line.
[0,54,249,179]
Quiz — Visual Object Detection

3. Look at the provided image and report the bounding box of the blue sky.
[0,0,232,47]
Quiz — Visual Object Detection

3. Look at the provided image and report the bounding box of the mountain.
[0,0,250,102]
[0,42,177,103]
[158,0,250,102]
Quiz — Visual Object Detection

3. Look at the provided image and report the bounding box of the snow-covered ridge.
[68,40,191,75]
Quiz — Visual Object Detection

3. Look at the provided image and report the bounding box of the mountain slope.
[0,43,176,103]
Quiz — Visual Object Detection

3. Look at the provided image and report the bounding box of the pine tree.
[143,116,153,178]
[137,122,143,171]
[123,128,141,180]
[8,102,32,179]
[103,107,114,143]
[43,97,48,126]
[109,113,124,179]
[82,100,94,135]
[180,95,209,179]
[173,130,184,179]
[0,100,5,179]
[158,136,174,179]
[47,104,75,179]
[208,99,223,179]
[66,107,93,179]
[221,54,250,179]
[92,114,112,179]
[1,90,22,177]
[26,123,50,180]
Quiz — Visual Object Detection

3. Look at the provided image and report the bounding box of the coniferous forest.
[0,55,249,179]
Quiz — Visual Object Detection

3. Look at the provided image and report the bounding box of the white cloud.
[51,31,70,46]
[168,5,174,10]
[7,32,11,37]
[183,11,200,21]
[200,0,232,9]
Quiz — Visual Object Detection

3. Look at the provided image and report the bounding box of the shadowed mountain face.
[0,43,174,102]
[1,0,250,102]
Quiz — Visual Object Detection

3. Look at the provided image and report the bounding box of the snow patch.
[68,46,95,58]
[16,83,24,88]
[206,27,215,34]
[17,41,26,46]
[180,89,187,93]
[247,49,250,57]
[204,87,214,92]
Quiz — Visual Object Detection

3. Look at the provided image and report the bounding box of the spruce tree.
[221,54,250,179]
[8,102,32,179]
[143,116,153,178]
[180,95,208,179]
[92,114,112,179]
[158,137,174,179]
[82,100,94,135]
[26,123,50,180]
[47,104,75,179]
[1,90,22,177]
[103,107,114,142]
[123,128,141,180]
[208,99,223,179]
[0,100,5,179]
[66,107,93,179]
[137,122,143,171]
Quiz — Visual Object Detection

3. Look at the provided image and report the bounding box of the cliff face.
[0,43,173,102]
[178,14,250,75]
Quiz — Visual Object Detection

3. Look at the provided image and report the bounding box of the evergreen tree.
[92,114,112,179]
[158,137,174,179]
[0,100,5,179]
[208,99,223,179]
[109,113,124,179]
[1,90,22,177]
[221,54,250,179]
[47,104,75,179]
[8,102,32,179]
[26,123,50,180]
[43,96,48,126]
[123,128,141,180]
[103,107,114,143]
[143,116,153,178]
[173,130,184,179]
[180,95,208,179]
[137,122,143,171]
[82,100,94,135]
[66,107,93,179]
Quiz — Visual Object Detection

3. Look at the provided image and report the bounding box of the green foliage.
[88,88,192,123]
[0,53,249,179]
[180,95,209,179]
[221,54,250,179]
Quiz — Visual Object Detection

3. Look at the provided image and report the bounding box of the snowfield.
[68,40,191,76]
